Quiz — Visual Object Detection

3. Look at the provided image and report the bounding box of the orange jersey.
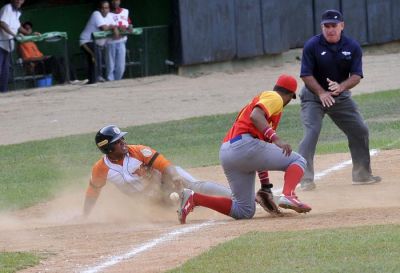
[86,145,171,198]
[19,41,44,61]
[223,91,283,142]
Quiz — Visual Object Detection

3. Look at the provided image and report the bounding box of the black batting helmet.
[95,125,128,154]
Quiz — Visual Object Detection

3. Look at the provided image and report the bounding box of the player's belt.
[229,135,242,144]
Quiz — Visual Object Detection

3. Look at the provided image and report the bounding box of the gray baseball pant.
[219,134,306,219]
[298,87,372,182]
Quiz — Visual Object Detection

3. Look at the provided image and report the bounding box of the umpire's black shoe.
[352,175,381,185]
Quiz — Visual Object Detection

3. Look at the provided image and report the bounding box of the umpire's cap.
[274,74,297,99]
[95,125,127,154]
[321,10,343,25]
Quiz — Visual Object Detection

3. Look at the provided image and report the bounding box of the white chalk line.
[81,149,381,273]
[273,149,379,195]
[80,220,218,273]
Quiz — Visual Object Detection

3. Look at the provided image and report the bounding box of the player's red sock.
[258,170,270,188]
[283,164,304,196]
[193,193,232,216]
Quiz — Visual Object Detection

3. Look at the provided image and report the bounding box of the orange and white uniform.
[86,145,170,198]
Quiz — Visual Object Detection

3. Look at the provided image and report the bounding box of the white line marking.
[315,149,378,180]
[273,149,379,194]
[80,221,217,273]
[81,149,381,272]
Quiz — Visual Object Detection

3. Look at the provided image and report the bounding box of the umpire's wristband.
[263,127,277,142]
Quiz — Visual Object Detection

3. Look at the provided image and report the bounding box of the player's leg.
[178,137,258,223]
[327,97,380,183]
[251,140,311,213]
[298,87,325,190]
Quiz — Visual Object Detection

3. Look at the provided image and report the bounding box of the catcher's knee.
[231,203,256,220]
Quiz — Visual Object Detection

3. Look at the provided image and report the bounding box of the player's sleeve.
[86,160,108,198]
[129,145,172,172]
[255,93,282,119]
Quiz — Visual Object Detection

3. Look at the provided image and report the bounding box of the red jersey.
[223,91,284,142]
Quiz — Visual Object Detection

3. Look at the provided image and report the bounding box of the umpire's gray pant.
[298,87,372,182]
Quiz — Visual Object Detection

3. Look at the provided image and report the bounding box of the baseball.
[169,192,180,201]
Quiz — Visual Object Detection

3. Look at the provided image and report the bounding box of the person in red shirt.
[83,125,231,217]
[177,75,312,224]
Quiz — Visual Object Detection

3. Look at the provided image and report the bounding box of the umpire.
[298,9,381,191]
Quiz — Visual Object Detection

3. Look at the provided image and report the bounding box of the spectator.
[0,0,29,92]
[79,0,116,85]
[106,0,131,81]
[19,21,82,84]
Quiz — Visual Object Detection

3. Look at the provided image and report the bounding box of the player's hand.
[318,91,335,108]
[171,175,185,192]
[163,166,185,192]
[327,78,344,96]
[274,138,292,156]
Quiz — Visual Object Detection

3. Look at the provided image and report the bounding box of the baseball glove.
[255,186,282,216]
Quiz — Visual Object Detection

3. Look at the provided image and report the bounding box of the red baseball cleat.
[177,189,195,224]
[278,195,312,213]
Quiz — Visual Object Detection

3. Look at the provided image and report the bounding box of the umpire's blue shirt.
[300,33,363,91]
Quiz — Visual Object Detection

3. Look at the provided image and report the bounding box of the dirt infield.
[0,50,399,272]
[0,150,399,273]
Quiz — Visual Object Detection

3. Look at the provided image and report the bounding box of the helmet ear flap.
[108,142,116,154]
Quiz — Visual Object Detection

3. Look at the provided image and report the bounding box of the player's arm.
[162,165,185,192]
[83,180,104,217]
[250,107,292,156]
[133,145,186,190]
[150,151,185,191]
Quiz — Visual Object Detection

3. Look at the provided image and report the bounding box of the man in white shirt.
[0,0,29,92]
[106,0,131,81]
[79,0,116,84]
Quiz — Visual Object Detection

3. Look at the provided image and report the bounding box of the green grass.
[0,252,41,273]
[0,89,399,272]
[168,225,400,273]
[0,89,399,211]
